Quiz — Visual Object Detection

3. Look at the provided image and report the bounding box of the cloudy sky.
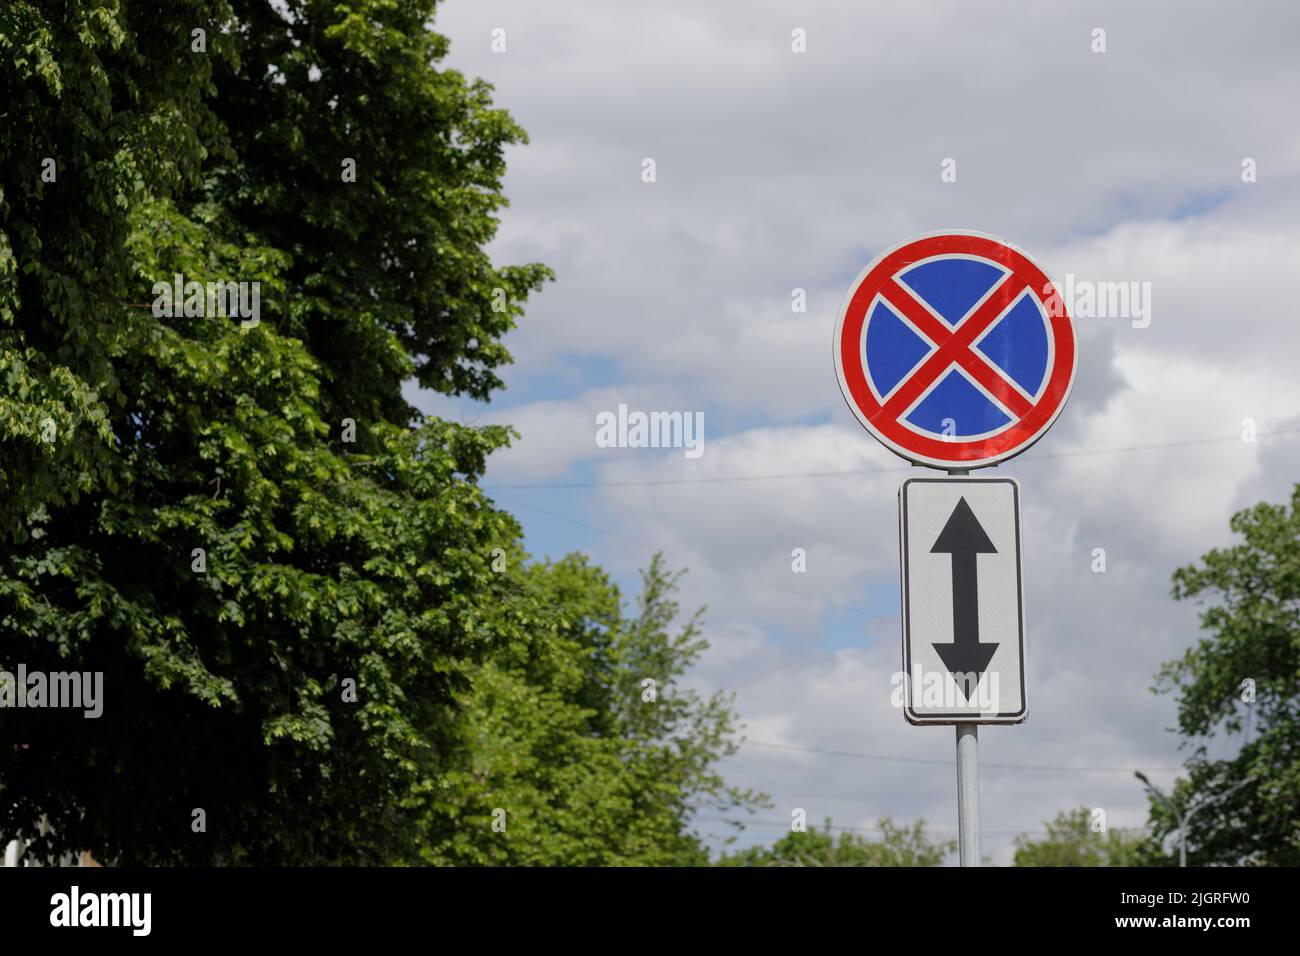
[414,0,1300,864]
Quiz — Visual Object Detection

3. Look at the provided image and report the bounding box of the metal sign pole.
[947,466,981,867]
[956,723,980,866]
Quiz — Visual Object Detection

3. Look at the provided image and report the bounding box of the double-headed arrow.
[931,497,998,695]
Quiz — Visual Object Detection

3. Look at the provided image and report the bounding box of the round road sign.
[833,230,1076,469]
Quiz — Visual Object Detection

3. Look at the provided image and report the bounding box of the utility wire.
[692,816,1053,836]
[741,739,1183,774]
[491,491,1170,692]
[482,423,1297,702]
[484,426,1300,490]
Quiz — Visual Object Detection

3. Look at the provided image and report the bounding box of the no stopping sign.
[833,231,1077,469]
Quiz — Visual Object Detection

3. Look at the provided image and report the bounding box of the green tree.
[719,818,955,867]
[2,0,758,867]
[0,0,549,864]
[422,555,765,866]
[1013,807,1152,867]
[1149,487,1300,866]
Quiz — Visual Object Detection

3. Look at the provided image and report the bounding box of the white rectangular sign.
[899,477,1026,724]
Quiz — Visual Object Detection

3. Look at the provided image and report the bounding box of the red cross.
[876,273,1035,423]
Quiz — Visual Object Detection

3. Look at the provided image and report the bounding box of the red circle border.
[834,232,1076,468]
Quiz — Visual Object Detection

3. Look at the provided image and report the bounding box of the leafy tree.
[0,0,219,533]
[0,0,549,864]
[1,0,758,868]
[1149,487,1300,866]
[718,818,955,867]
[422,554,765,866]
[1013,807,1152,867]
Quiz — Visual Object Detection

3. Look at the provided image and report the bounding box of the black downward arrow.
[930,497,999,695]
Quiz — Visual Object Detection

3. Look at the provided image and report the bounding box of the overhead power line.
[484,425,1300,490]
[693,815,1053,837]
[741,739,1182,774]
[483,422,1296,701]
[490,491,1171,692]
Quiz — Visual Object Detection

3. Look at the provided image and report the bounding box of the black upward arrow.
[930,497,999,695]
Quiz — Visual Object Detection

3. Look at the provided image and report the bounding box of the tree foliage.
[718,818,955,867]
[0,0,754,865]
[423,554,762,866]
[1013,807,1152,867]
[1150,487,1300,865]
